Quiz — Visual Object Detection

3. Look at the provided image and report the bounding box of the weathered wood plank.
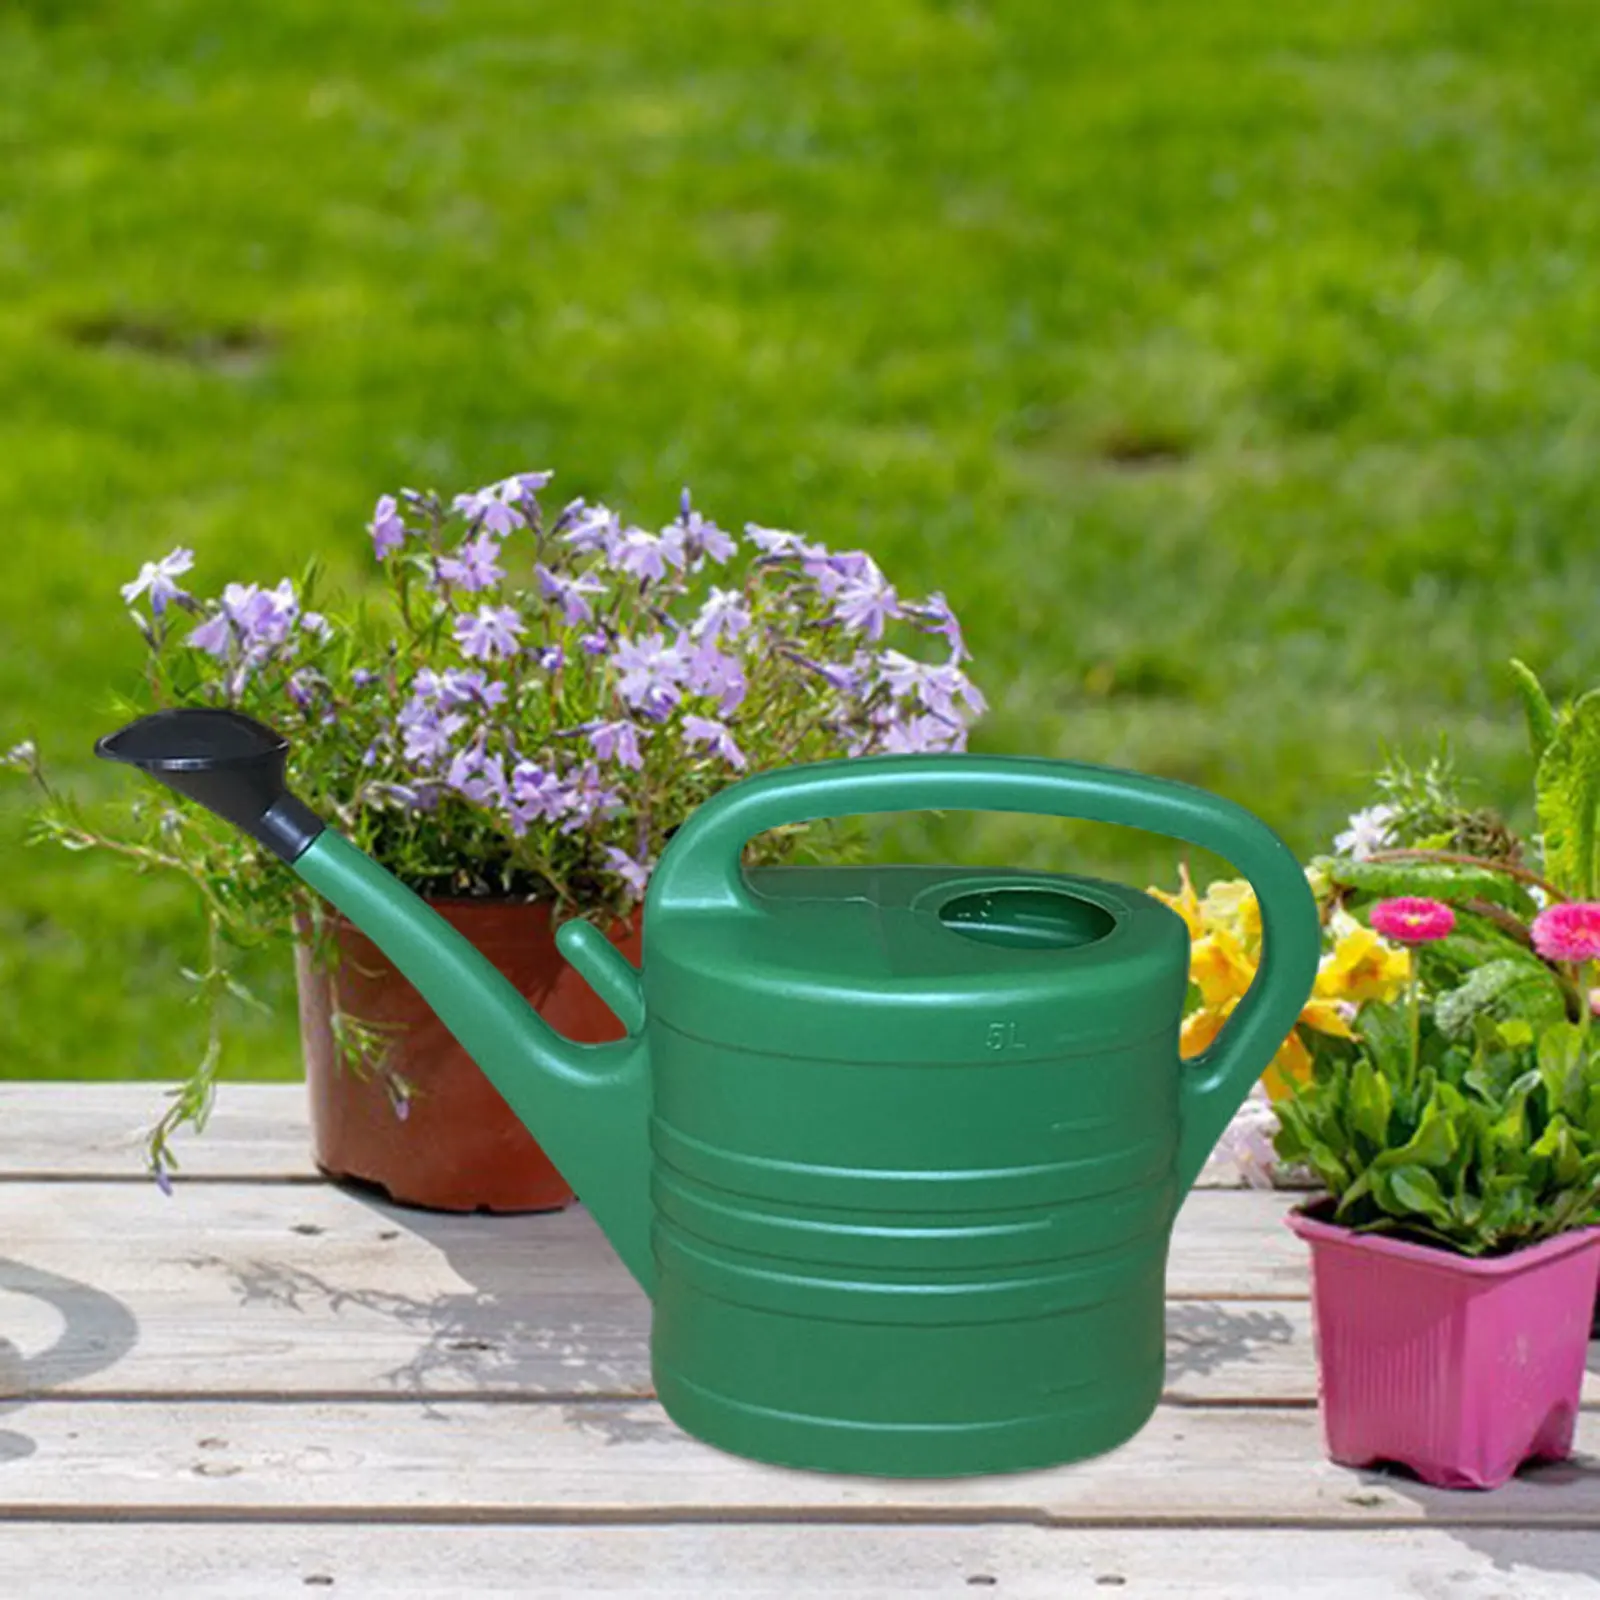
[0,1182,1331,1404]
[5,1211,1593,1409]
[0,1524,1596,1599]
[0,1081,1288,1190]
[0,1179,1309,1297]
[0,1084,316,1180]
[0,1399,1596,1524]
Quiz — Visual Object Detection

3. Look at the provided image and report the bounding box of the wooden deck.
[2,1084,1597,1597]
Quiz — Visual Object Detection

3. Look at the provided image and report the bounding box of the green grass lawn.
[5,0,1600,1088]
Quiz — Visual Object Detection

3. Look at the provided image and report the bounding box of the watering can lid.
[642,863,1190,1063]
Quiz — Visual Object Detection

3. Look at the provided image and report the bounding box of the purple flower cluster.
[121,468,983,910]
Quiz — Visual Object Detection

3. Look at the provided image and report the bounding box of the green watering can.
[99,707,1320,1478]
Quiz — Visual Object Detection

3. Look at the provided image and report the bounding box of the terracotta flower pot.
[1289,1206,1600,1490]
[294,900,642,1212]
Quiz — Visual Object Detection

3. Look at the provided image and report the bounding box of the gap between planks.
[3,1505,1598,1533]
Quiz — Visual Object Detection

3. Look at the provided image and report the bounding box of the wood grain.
[0,1398,1595,1524]
[0,1084,316,1180]
[0,1181,1344,1404]
[0,1523,1596,1598]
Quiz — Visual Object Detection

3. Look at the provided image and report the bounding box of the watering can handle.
[648,753,1321,1192]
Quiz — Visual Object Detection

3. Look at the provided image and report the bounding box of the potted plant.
[1163,658,1600,1487]
[9,471,984,1208]
[1274,890,1600,1488]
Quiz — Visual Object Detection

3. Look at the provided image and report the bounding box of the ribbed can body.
[649,1022,1181,1476]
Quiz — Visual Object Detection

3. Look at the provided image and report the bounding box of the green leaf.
[1328,856,1532,914]
[1535,689,1600,899]
[1346,1058,1393,1150]
[1356,1000,1413,1082]
[1305,1141,1351,1192]
[1434,958,1564,1039]
[1509,658,1558,763]
[1375,1099,1459,1171]
[1375,1165,1451,1227]
[1530,1115,1587,1187]
[1537,1021,1588,1122]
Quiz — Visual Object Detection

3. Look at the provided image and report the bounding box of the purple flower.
[802,655,864,695]
[538,644,566,672]
[680,636,747,715]
[368,495,407,559]
[452,484,526,537]
[878,652,987,720]
[151,1160,174,1197]
[401,706,466,765]
[287,670,320,711]
[488,470,552,506]
[121,546,195,615]
[186,579,301,661]
[671,489,737,566]
[745,524,810,556]
[187,612,232,657]
[551,496,589,535]
[561,761,623,832]
[604,845,653,898]
[612,527,677,584]
[692,586,751,644]
[803,547,875,599]
[437,534,505,593]
[446,745,509,805]
[682,713,747,769]
[509,762,570,832]
[612,632,684,717]
[233,580,301,647]
[454,605,525,661]
[833,562,900,641]
[564,504,622,555]
[587,718,646,770]
[436,668,508,710]
[880,713,965,755]
[580,630,610,657]
[536,564,606,625]
[916,591,968,662]
[369,780,441,812]
[351,668,379,688]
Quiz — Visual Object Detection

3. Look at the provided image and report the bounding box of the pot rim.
[1286,1204,1600,1278]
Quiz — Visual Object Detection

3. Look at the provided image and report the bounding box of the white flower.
[1214,1087,1281,1191]
[1333,803,1397,861]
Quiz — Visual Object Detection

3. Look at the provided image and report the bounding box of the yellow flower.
[1180,1003,1231,1059]
[1298,997,1357,1040]
[1314,913,1411,1006]
[1189,926,1256,1009]
[1263,1027,1313,1099]
[1149,861,1204,937]
[1156,867,1408,1102]
[1200,878,1261,946]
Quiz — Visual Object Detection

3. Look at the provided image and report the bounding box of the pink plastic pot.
[1289,1208,1600,1490]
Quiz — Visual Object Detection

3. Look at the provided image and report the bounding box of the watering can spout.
[96,709,656,1293]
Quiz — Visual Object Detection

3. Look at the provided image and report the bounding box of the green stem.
[1580,960,1593,1050]
[1364,848,1565,905]
[1407,962,1421,1096]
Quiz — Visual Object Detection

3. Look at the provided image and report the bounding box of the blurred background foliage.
[5,0,1600,1082]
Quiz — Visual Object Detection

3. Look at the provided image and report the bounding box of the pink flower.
[1531,901,1600,964]
[1369,896,1456,945]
